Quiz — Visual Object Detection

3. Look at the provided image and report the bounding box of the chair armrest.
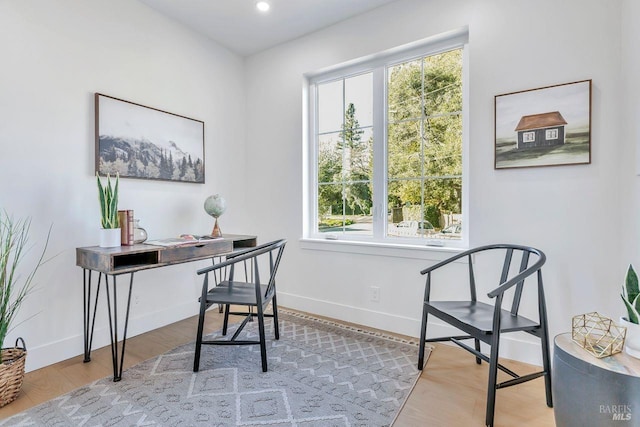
[196,239,286,275]
[420,247,480,275]
[420,244,545,276]
[225,245,261,259]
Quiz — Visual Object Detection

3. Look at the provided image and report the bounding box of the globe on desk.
[204,194,226,237]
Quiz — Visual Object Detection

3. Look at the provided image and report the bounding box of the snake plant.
[96,173,119,229]
[622,264,640,324]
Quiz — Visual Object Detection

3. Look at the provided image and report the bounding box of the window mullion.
[307,83,318,236]
[421,58,427,232]
[372,66,386,239]
[341,79,347,229]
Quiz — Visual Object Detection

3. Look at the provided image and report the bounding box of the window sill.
[299,237,466,261]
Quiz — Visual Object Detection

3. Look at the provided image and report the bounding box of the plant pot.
[0,338,26,407]
[619,317,640,358]
[99,228,121,248]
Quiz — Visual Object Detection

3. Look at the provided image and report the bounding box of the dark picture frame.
[95,93,205,183]
[494,80,591,169]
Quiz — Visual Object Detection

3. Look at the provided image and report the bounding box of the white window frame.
[545,128,558,140]
[523,131,536,143]
[303,27,469,250]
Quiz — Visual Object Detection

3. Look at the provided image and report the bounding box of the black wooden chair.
[193,239,286,372]
[417,244,552,427]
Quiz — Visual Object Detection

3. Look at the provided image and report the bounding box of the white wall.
[622,0,640,264]
[0,0,247,371]
[244,0,628,365]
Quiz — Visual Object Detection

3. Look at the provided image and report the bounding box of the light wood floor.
[0,310,555,426]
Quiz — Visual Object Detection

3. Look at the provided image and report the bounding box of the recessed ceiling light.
[256,1,270,12]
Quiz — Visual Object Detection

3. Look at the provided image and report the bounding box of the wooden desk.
[76,234,256,381]
[553,333,640,426]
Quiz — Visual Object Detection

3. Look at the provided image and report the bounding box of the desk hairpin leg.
[82,269,101,363]
[82,270,135,382]
[104,272,135,382]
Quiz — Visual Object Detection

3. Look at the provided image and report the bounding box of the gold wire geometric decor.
[571,312,626,358]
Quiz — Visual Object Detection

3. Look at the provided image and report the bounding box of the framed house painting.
[95,93,205,183]
[494,80,591,169]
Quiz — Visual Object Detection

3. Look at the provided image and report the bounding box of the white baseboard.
[25,302,198,372]
[278,292,545,366]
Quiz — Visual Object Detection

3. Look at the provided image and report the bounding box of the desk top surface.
[76,234,256,274]
[77,234,256,253]
[555,333,640,377]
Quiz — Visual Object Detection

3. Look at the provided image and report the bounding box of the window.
[545,128,558,140]
[523,132,535,143]
[317,73,374,237]
[306,30,468,247]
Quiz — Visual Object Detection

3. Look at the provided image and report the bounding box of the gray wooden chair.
[417,244,552,427]
[193,239,286,372]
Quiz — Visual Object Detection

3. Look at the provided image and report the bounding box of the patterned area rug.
[3,311,427,426]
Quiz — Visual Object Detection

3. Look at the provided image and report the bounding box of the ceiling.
[138,0,398,56]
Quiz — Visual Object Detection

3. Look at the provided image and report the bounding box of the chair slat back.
[198,239,286,280]
[491,246,537,316]
[468,254,477,302]
[253,253,261,286]
[510,250,530,315]
[246,239,287,304]
[264,240,286,298]
[227,258,253,282]
[500,248,514,286]
[229,261,236,281]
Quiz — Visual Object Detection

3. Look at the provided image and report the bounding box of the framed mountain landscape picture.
[494,80,591,169]
[95,93,205,183]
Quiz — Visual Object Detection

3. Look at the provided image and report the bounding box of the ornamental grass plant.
[0,212,49,362]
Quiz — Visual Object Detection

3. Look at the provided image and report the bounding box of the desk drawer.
[159,240,233,264]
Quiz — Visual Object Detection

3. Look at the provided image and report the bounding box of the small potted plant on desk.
[96,173,120,248]
[0,211,49,406]
[621,264,640,358]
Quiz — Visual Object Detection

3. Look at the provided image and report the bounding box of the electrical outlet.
[133,294,140,306]
[370,286,380,302]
